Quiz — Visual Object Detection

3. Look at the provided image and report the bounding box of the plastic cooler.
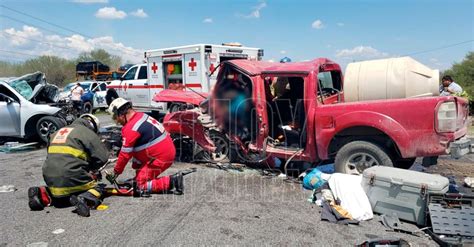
[362,166,449,226]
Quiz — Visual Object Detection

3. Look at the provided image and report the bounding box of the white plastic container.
[344,57,439,102]
[362,166,449,226]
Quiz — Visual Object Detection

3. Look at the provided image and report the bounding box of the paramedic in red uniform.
[106,98,183,195]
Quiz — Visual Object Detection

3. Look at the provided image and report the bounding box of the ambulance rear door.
[148,55,164,105]
[206,53,219,90]
[183,52,204,92]
[162,53,184,91]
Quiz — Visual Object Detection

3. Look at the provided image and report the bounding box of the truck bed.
[315,95,469,159]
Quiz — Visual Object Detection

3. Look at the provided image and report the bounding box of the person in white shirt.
[71,83,85,113]
[440,75,462,96]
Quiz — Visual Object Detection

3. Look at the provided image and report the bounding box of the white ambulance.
[105,43,263,112]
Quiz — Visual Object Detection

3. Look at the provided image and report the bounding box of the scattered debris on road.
[52,229,65,235]
[356,238,410,247]
[0,185,16,193]
[26,242,48,247]
[302,164,474,245]
[0,142,38,153]
[465,177,474,188]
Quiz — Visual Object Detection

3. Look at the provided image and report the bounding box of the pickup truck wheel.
[169,103,181,113]
[83,102,93,114]
[335,141,393,175]
[209,130,230,162]
[36,116,65,143]
[106,89,119,106]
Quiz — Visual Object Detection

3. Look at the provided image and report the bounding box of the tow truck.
[105,43,263,113]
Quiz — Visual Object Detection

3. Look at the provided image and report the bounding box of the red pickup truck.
[161,58,471,174]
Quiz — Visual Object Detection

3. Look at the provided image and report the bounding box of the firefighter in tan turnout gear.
[28,114,109,217]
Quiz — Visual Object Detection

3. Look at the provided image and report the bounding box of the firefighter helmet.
[79,114,100,133]
[108,98,132,119]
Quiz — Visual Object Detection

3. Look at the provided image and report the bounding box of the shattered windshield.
[6,72,59,103]
[9,79,33,99]
[6,71,46,100]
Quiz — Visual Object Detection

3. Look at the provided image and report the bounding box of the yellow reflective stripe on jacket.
[88,189,101,198]
[49,181,97,197]
[48,146,88,161]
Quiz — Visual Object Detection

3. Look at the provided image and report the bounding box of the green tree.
[443,52,474,114]
[21,56,76,86]
[0,49,123,86]
[0,61,19,77]
[0,56,75,86]
[443,52,474,99]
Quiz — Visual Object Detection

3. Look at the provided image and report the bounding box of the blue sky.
[0,0,473,70]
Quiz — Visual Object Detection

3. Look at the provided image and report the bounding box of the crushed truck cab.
[197,58,470,174]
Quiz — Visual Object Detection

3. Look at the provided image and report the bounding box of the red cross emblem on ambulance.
[151,62,158,74]
[188,58,197,71]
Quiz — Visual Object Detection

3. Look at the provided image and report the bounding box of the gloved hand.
[105,169,118,184]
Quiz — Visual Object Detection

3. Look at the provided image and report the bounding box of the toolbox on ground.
[361,166,449,226]
[426,193,474,246]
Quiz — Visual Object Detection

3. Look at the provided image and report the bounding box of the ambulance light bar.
[222,42,242,47]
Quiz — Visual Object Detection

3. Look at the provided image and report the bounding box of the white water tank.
[344,57,440,102]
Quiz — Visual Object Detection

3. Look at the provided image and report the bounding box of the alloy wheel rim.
[345,153,379,174]
[39,120,58,139]
[211,135,229,161]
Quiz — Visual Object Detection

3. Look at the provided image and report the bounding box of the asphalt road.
[0,155,436,246]
[0,113,452,246]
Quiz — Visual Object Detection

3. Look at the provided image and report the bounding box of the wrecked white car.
[0,72,68,143]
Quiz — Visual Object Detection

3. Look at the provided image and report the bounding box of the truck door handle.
[129,83,133,86]
[144,83,148,85]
